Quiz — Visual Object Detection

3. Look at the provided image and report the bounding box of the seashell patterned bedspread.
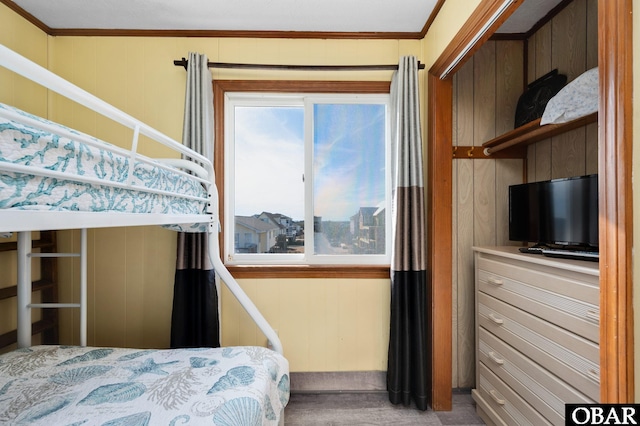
[0,103,209,232]
[0,345,289,425]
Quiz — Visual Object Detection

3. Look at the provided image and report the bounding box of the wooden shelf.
[482,112,598,155]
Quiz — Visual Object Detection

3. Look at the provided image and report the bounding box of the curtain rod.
[173,57,424,71]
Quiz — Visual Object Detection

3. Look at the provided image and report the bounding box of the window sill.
[225,264,391,279]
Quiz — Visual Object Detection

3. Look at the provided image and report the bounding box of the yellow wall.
[49,37,421,372]
[0,3,48,114]
[0,3,49,346]
[0,24,420,372]
[421,0,482,68]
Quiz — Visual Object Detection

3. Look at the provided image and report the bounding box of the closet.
[450,0,598,390]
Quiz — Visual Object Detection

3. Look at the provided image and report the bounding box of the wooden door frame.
[427,0,633,409]
[597,0,634,402]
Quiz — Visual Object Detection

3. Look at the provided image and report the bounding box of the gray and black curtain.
[387,56,429,411]
[170,52,220,348]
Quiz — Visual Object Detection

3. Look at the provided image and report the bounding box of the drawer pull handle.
[488,313,504,325]
[587,368,600,383]
[489,389,505,405]
[585,310,600,323]
[488,351,504,365]
[487,277,503,286]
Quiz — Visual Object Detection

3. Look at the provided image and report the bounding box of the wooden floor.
[285,390,485,425]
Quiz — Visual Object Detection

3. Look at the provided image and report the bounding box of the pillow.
[540,67,598,125]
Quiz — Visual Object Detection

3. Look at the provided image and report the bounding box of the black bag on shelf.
[514,69,567,128]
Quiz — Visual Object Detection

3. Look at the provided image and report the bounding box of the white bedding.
[0,345,289,425]
[540,67,598,125]
[0,103,208,232]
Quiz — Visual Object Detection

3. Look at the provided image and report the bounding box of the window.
[217,81,392,270]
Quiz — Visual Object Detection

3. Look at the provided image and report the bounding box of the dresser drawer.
[477,254,598,301]
[475,363,552,426]
[477,267,599,342]
[479,327,594,425]
[478,292,600,401]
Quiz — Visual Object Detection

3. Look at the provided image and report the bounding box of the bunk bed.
[0,44,288,425]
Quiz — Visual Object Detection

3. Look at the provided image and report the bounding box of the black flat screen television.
[509,174,598,250]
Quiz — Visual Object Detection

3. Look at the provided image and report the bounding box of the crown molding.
[1,0,444,40]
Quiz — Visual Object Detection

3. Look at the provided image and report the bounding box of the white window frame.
[224,91,392,266]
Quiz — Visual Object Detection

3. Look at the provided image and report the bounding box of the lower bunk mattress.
[0,345,290,425]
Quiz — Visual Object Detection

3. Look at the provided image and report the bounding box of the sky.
[233,103,386,222]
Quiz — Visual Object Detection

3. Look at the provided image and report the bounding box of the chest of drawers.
[472,246,599,426]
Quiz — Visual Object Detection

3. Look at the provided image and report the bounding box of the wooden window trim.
[213,80,391,279]
[226,264,390,279]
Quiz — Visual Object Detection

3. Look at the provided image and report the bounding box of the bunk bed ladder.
[16,229,87,348]
[0,231,60,349]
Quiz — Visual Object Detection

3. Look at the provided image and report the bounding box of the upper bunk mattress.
[0,103,208,230]
[0,345,290,425]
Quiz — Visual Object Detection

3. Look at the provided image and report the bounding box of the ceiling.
[496,0,565,33]
[11,0,439,34]
[8,0,565,36]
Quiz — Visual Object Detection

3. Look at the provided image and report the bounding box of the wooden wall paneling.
[495,160,524,244]
[473,42,497,145]
[472,41,497,246]
[553,0,588,82]
[454,52,479,390]
[585,123,598,174]
[451,71,458,388]
[451,152,459,388]
[526,31,536,82]
[586,0,599,69]
[495,41,524,135]
[532,21,553,82]
[532,139,552,181]
[524,34,536,181]
[585,0,599,176]
[450,38,526,388]
[455,156,475,389]
[526,145,535,181]
[473,161,496,247]
[454,40,498,390]
[550,0,588,180]
[494,41,525,245]
[524,0,596,183]
[529,22,553,182]
[457,59,475,149]
[452,56,474,388]
[524,32,536,179]
[549,126,587,178]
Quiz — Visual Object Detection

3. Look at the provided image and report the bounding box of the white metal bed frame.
[0,43,283,355]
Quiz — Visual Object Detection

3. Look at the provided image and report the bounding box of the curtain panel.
[387,56,429,411]
[170,52,220,348]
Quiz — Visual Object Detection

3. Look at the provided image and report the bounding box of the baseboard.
[289,372,474,396]
[290,371,386,393]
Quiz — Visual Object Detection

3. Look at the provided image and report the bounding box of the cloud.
[231,102,386,222]
[234,107,305,219]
